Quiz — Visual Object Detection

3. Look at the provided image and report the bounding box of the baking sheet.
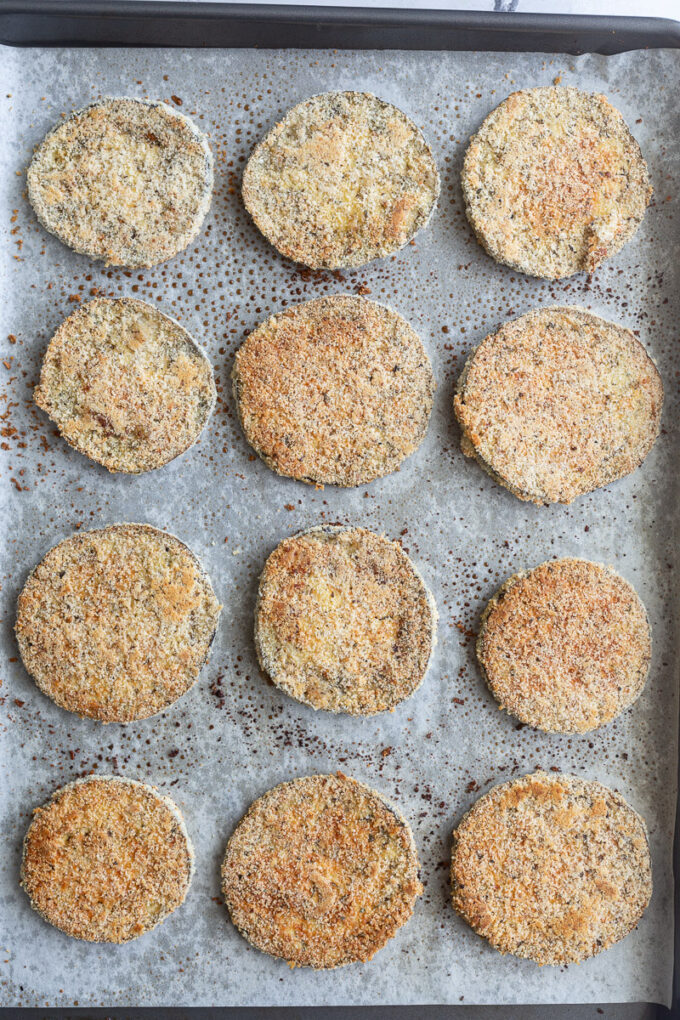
[0,43,678,1010]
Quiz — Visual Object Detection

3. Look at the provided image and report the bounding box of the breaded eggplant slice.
[34,297,216,473]
[242,91,440,269]
[15,523,221,722]
[233,294,435,487]
[27,97,213,267]
[255,525,437,715]
[477,558,651,733]
[222,773,422,968]
[462,86,651,279]
[21,775,193,942]
[451,771,652,965]
[454,306,663,505]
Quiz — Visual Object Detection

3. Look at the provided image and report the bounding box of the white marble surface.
[142,0,680,17]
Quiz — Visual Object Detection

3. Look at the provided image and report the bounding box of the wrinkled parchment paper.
[1,43,679,1009]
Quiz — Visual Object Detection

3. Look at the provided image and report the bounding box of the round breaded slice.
[242,91,440,269]
[451,771,652,966]
[21,775,193,943]
[477,558,651,734]
[221,773,423,969]
[453,306,663,505]
[15,523,221,723]
[27,97,213,268]
[462,86,651,279]
[233,294,435,487]
[34,297,216,474]
[255,525,437,715]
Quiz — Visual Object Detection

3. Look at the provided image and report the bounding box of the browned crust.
[27,98,214,268]
[221,773,423,969]
[233,294,435,487]
[477,558,651,733]
[462,86,651,280]
[34,297,216,474]
[21,775,194,943]
[453,306,663,505]
[451,771,652,965]
[242,91,440,269]
[15,523,222,723]
[254,525,437,715]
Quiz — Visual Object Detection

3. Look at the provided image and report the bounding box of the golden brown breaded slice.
[233,294,435,487]
[242,91,440,269]
[221,773,422,969]
[21,775,193,943]
[462,86,651,279]
[34,297,216,474]
[15,523,221,722]
[478,558,651,733]
[27,97,213,267]
[451,771,652,965]
[454,306,663,505]
[255,526,437,715]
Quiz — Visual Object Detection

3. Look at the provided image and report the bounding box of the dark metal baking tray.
[1,4,678,1020]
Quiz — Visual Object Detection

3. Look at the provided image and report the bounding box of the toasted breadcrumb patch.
[15,524,221,723]
[21,775,193,943]
[242,91,440,269]
[255,526,437,715]
[451,771,652,965]
[222,773,422,969]
[478,558,651,733]
[462,86,651,279]
[233,294,435,487]
[34,297,216,474]
[27,98,213,268]
[454,306,663,505]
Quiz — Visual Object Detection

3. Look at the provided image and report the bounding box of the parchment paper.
[0,43,678,1009]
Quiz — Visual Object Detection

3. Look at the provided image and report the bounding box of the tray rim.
[1,4,678,1019]
[1,2,680,51]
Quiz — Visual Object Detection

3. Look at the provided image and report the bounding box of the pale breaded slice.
[34,297,216,473]
[242,91,440,269]
[451,771,652,965]
[478,558,651,733]
[233,294,435,487]
[255,526,437,715]
[15,523,221,722]
[27,97,213,268]
[454,306,663,505]
[221,773,422,969]
[21,775,193,943]
[462,86,651,279]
